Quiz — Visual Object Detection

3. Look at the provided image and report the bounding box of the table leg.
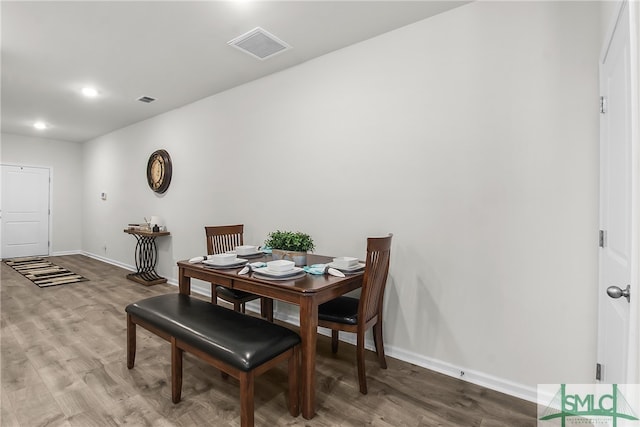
[299,297,318,419]
[178,267,191,295]
[126,234,167,285]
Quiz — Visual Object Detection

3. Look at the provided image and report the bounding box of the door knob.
[607,284,631,303]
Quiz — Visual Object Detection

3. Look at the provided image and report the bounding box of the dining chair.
[205,224,273,322]
[317,233,392,394]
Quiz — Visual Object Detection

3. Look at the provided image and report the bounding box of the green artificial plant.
[264,230,315,252]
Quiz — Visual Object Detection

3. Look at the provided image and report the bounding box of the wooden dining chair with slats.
[205,224,273,322]
[317,233,392,394]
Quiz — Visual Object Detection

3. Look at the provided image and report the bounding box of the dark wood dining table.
[176,253,364,419]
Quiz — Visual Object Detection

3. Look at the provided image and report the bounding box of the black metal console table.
[124,229,170,286]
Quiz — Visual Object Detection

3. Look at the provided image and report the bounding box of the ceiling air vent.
[227,27,291,60]
[137,96,156,103]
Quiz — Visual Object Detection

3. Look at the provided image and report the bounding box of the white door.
[1,165,50,258]
[597,1,638,384]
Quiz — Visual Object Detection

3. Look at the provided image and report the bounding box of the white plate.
[252,266,303,277]
[241,252,264,258]
[328,262,365,272]
[203,258,248,268]
[253,271,307,281]
[226,250,263,258]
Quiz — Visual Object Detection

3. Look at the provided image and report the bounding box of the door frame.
[598,0,639,385]
[0,163,53,259]
[628,0,640,385]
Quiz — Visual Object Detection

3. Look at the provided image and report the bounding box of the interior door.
[1,165,50,258]
[597,1,637,384]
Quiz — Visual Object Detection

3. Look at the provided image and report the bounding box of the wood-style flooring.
[1,255,536,426]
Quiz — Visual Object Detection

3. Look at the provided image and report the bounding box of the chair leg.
[373,322,387,369]
[239,371,255,427]
[126,314,136,369]
[260,298,274,322]
[171,337,183,403]
[331,330,339,353]
[233,301,242,313]
[288,346,300,417]
[211,285,218,305]
[356,332,368,395]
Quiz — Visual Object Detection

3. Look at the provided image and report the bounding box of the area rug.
[3,257,89,288]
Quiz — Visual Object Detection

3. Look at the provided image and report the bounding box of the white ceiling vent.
[137,96,156,103]
[227,27,291,60]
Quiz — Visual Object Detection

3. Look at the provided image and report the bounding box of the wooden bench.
[125,294,300,427]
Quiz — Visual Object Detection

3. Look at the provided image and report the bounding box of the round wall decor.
[146,149,172,193]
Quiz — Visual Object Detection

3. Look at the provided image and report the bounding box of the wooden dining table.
[176,253,364,419]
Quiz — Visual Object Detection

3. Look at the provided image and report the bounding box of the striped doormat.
[4,257,89,288]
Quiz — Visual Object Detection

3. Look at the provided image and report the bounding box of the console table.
[123,229,170,286]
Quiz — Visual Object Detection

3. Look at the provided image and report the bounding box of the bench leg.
[239,372,255,427]
[289,346,300,417]
[171,337,183,404]
[127,314,136,369]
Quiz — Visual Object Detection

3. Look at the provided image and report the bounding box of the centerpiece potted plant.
[264,230,315,266]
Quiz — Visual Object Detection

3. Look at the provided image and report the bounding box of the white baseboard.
[81,251,136,272]
[387,346,538,403]
[51,250,84,256]
[244,300,538,403]
[76,253,537,404]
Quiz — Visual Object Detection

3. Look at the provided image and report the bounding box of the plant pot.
[271,249,307,267]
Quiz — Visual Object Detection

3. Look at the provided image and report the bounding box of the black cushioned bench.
[125,294,300,427]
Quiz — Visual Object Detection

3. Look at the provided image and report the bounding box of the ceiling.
[1,1,470,143]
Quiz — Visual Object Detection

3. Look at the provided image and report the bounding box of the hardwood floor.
[1,255,536,426]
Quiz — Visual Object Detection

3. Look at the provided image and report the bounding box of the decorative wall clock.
[146,149,172,193]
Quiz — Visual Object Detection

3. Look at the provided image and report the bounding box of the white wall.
[81,1,602,400]
[1,133,83,255]
[601,1,624,41]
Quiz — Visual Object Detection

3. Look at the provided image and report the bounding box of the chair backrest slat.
[205,224,244,255]
[358,234,392,324]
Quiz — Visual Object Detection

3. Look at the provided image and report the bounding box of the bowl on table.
[266,260,295,272]
[235,245,259,256]
[210,253,238,264]
[332,257,359,269]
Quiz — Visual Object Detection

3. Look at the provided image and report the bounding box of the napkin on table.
[303,264,345,278]
[238,262,267,275]
[188,255,215,263]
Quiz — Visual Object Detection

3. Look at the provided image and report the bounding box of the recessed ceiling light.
[34,121,47,130]
[82,87,99,97]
